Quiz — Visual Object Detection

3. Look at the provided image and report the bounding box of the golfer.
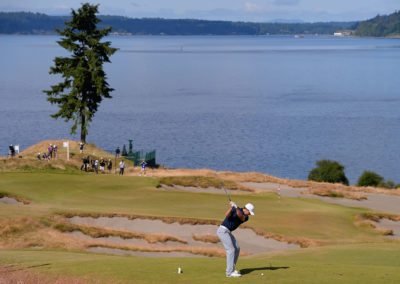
[217,201,255,278]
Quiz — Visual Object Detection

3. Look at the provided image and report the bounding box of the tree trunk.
[80,113,86,143]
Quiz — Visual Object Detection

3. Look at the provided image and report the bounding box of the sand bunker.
[0,196,23,205]
[240,182,307,197]
[243,182,400,215]
[67,216,299,257]
[374,219,400,239]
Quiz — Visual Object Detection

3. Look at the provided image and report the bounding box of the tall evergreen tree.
[44,3,117,142]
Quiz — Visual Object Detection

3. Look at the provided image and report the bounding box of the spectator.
[79,142,85,154]
[86,156,90,171]
[42,152,50,161]
[37,152,42,160]
[119,159,125,175]
[99,158,106,173]
[140,160,147,176]
[9,145,15,158]
[48,144,53,159]
[81,156,89,172]
[107,159,112,174]
[94,159,99,174]
[53,145,58,159]
[115,146,121,158]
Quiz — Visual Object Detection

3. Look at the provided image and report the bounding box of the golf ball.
[261,273,264,276]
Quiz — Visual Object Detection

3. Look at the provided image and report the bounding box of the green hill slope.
[0,12,354,35]
[355,11,400,37]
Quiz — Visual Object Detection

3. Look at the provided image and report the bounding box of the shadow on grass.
[240,266,289,275]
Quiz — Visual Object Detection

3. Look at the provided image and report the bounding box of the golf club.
[222,185,231,201]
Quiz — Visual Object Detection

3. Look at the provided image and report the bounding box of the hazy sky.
[0,0,399,22]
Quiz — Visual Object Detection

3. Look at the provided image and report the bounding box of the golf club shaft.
[223,187,231,201]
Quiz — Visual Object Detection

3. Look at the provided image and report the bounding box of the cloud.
[273,0,300,6]
[244,2,265,13]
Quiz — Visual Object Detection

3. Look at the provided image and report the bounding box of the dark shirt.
[221,207,248,232]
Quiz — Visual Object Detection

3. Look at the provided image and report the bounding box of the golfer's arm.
[225,207,233,217]
[236,208,246,222]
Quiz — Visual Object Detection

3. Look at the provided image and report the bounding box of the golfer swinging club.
[217,200,255,278]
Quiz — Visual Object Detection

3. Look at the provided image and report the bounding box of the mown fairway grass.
[1,244,400,284]
[1,172,399,283]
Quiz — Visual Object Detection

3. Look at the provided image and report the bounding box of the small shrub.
[357,171,384,187]
[308,160,349,185]
[378,180,397,189]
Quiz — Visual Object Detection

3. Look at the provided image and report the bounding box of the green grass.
[0,173,384,243]
[1,172,399,283]
[1,243,400,283]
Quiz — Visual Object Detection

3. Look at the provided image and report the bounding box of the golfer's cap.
[245,203,255,216]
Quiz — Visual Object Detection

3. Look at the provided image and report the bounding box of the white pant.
[217,226,240,275]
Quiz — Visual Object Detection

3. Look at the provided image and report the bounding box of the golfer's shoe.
[226,271,242,278]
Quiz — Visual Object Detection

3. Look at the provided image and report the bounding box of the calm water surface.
[1,35,400,183]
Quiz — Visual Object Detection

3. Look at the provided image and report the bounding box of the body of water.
[1,35,400,183]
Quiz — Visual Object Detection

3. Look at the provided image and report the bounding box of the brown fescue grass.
[0,192,31,204]
[375,228,394,236]
[57,212,308,248]
[0,216,224,257]
[158,176,254,192]
[58,212,221,226]
[20,140,113,161]
[54,221,188,244]
[0,265,105,284]
[87,243,229,258]
[355,213,399,236]
[360,212,400,222]
[192,234,220,244]
[0,157,80,173]
[0,229,83,251]
[242,224,316,248]
[307,188,368,200]
[0,217,86,251]
[0,217,40,239]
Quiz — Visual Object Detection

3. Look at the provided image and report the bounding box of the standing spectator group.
[80,156,113,174]
[37,144,58,160]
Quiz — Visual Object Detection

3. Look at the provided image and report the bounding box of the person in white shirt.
[119,159,125,175]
